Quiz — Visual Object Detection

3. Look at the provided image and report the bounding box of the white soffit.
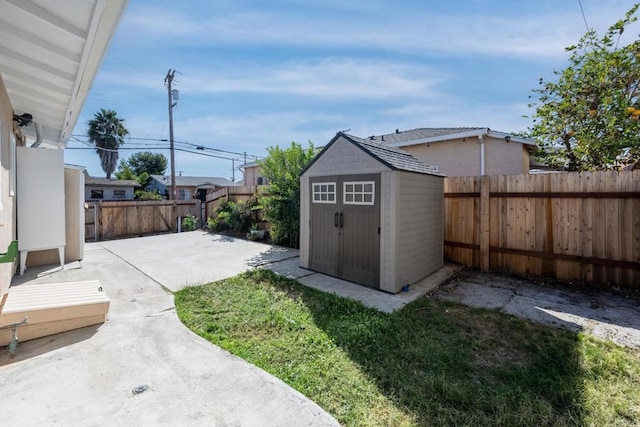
[0,0,128,148]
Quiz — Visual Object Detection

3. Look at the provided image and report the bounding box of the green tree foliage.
[87,109,128,179]
[135,189,163,200]
[207,199,258,232]
[115,151,168,190]
[259,142,315,248]
[114,162,164,200]
[127,151,168,177]
[528,4,640,171]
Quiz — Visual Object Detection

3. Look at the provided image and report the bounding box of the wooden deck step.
[0,280,109,346]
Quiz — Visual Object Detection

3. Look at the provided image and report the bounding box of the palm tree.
[87,109,128,179]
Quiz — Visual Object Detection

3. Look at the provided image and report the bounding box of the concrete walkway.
[4,231,635,426]
[1,234,338,426]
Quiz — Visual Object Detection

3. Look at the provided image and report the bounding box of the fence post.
[95,202,101,242]
[480,175,490,271]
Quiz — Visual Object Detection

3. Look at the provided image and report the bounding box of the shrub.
[207,199,258,233]
[182,214,198,231]
[135,189,163,200]
[258,142,315,247]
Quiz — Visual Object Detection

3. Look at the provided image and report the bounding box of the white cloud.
[118,0,640,59]
[96,57,446,100]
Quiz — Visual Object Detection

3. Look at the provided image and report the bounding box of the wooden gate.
[309,174,380,288]
[86,200,200,241]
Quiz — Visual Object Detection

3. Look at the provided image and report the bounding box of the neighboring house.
[366,127,537,176]
[0,1,128,342]
[84,174,140,201]
[240,161,268,186]
[148,175,239,200]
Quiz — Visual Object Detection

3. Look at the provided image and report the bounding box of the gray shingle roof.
[85,177,140,187]
[366,127,536,147]
[150,175,239,187]
[342,133,444,176]
[369,127,487,144]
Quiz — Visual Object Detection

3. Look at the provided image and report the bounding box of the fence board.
[85,200,200,241]
[444,170,640,290]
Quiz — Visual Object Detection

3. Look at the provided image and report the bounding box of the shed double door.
[309,174,380,288]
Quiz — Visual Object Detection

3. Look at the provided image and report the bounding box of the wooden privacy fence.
[85,200,201,242]
[444,171,640,289]
[204,185,267,218]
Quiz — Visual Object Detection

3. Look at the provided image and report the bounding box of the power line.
[71,134,263,159]
[577,0,590,32]
[67,145,239,161]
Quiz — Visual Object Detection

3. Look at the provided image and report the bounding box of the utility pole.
[164,69,177,201]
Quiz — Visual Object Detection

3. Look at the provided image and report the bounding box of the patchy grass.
[175,269,640,426]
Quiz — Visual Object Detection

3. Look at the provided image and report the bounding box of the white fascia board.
[240,161,260,169]
[487,130,537,147]
[390,128,489,148]
[59,0,129,148]
[63,163,87,171]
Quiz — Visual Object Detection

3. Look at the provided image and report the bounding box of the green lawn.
[175,269,640,426]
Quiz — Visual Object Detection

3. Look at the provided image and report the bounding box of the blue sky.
[66,0,640,180]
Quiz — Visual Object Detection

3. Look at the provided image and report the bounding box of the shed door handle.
[339,212,344,228]
[334,212,339,227]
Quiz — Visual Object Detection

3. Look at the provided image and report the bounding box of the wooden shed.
[300,132,445,294]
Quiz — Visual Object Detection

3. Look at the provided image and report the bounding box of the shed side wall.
[393,171,444,291]
[379,171,397,293]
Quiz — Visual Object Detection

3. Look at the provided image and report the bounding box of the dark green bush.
[207,199,258,233]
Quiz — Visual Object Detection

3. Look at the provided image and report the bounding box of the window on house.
[312,182,336,203]
[178,189,190,200]
[91,190,104,199]
[113,190,125,199]
[257,177,264,185]
[343,181,375,205]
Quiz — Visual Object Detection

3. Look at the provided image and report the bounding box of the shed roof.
[302,132,444,176]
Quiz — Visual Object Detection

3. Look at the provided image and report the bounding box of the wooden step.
[0,280,109,347]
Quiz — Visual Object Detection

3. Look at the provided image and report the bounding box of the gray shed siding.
[379,171,443,293]
[300,137,391,268]
[379,171,396,292]
[301,135,443,293]
[393,171,443,291]
[302,137,390,177]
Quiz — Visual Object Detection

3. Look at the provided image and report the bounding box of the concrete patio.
[1,234,339,426]
[1,231,457,426]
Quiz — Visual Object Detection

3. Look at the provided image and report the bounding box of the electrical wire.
[71,134,263,159]
[577,0,590,32]
[68,137,240,161]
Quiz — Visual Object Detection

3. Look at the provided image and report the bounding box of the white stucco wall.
[401,136,530,176]
[243,165,266,186]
